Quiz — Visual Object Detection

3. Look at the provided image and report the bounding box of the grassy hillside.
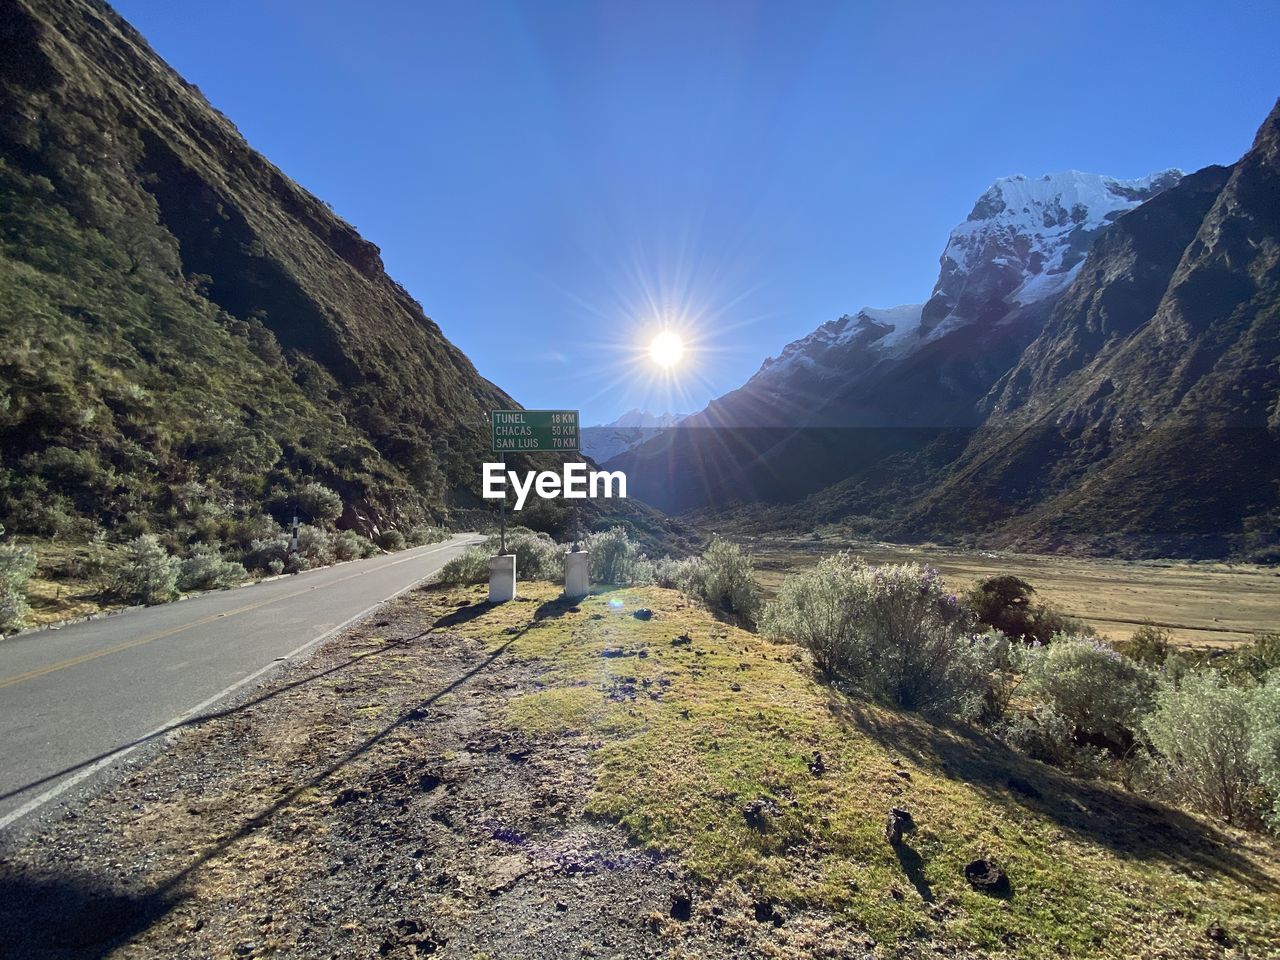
[0,0,514,540]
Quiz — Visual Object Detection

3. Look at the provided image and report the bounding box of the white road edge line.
[0,536,480,833]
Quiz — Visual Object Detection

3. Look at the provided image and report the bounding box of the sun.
[648,331,684,368]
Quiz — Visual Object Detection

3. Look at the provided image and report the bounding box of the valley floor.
[751,539,1280,649]
[2,583,1278,959]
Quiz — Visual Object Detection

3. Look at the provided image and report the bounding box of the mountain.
[899,102,1280,559]
[0,0,670,548]
[580,410,687,464]
[611,169,1186,511]
[614,104,1279,559]
[699,169,1184,429]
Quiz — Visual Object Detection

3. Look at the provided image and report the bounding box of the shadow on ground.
[0,872,183,960]
[0,625,439,808]
[829,695,1274,891]
[3,598,527,958]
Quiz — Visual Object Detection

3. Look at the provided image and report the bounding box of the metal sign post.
[499,452,507,555]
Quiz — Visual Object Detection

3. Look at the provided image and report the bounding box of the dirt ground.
[750,539,1280,649]
[0,587,875,960]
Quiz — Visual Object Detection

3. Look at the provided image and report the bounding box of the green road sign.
[491,409,580,452]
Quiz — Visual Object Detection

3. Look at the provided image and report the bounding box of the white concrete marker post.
[563,549,589,599]
[489,553,516,603]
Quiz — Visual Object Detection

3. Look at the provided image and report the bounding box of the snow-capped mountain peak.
[720,168,1184,424]
[752,303,923,387]
[925,168,1184,333]
[601,409,685,430]
[581,409,688,464]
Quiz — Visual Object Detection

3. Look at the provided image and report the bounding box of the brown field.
[749,537,1280,650]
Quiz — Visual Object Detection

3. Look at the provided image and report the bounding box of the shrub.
[297,482,343,525]
[583,526,643,585]
[295,524,335,565]
[978,629,1035,722]
[376,529,406,552]
[178,544,247,591]
[1225,632,1280,682]
[762,555,990,716]
[244,535,290,573]
[648,555,687,589]
[1115,623,1174,666]
[676,537,762,624]
[437,547,490,586]
[997,703,1107,772]
[266,558,285,576]
[0,582,29,635]
[1143,669,1271,826]
[0,543,35,633]
[333,530,377,561]
[111,534,179,604]
[964,574,1084,645]
[0,542,38,586]
[405,524,448,546]
[487,531,562,582]
[1249,674,1280,829]
[1025,637,1155,746]
[232,513,284,548]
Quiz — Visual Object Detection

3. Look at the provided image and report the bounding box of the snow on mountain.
[750,304,924,392]
[746,169,1184,392]
[923,168,1184,337]
[581,409,688,464]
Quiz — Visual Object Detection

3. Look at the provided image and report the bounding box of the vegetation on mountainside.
[0,530,37,632]
[0,0,678,614]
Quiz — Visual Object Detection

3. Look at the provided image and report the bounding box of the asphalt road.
[0,533,482,841]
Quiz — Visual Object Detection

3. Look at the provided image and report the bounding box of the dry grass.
[750,538,1280,649]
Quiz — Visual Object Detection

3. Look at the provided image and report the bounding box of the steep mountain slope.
[0,0,507,538]
[900,102,1280,559]
[612,170,1184,515]
[0,0,669,548]
[580,409,686,464]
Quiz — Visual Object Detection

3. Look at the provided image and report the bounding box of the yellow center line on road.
[0,539,475,690]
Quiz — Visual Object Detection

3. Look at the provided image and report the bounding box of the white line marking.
[0,537,478,832]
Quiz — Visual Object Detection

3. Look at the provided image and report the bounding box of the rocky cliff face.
[921,170,1183,338]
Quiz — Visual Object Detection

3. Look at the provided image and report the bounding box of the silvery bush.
[112,534,179,604]
[1024,636,1155,743]
[0,543,36,633]
[1144,668,1280,829]
[762,555,994,717]
[676,537,762,624]
[178,543,247,591]
[583,526,642,585]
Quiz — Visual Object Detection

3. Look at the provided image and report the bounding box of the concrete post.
[563,549,589,599]
[488,554,516,603]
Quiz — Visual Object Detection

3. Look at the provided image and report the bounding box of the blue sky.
[115,0,1279,424]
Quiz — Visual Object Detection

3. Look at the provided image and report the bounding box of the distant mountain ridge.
[610,110,1279,559]
[581,410,686,464]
